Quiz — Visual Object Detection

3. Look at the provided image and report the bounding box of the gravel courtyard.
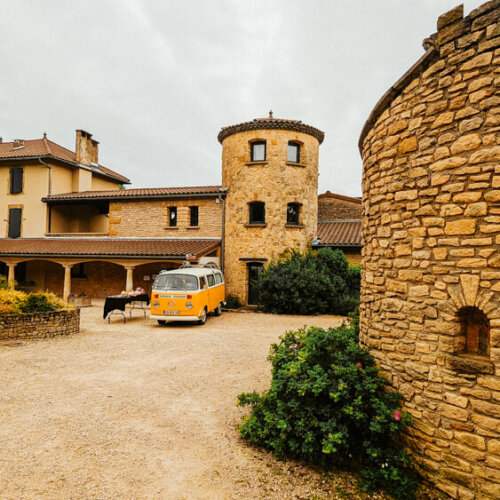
[0,305,385,499]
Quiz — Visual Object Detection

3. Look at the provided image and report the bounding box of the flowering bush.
[237,317,419,499]
[0,288,67,315]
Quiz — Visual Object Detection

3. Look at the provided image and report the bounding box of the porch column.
[125,266,135,292]
[63,264,73,302]
[7,263,16,287]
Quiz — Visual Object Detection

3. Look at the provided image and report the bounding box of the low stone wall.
[0,308,80,340]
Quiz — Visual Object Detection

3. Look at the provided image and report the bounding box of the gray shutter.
[8,208,22,238]
[10,168,23,194]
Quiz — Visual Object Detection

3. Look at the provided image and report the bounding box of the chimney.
[75,129,99,166]
[13,139,25,149]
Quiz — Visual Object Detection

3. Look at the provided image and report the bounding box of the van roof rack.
[179,261,220,270]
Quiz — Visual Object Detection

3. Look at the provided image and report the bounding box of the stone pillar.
[125,266,135,292]
[7,263,16,287]
[63,264,73,302]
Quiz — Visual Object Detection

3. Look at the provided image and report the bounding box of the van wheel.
[198,308,207,325]
[158,320,167,326]
[214,302,222,316]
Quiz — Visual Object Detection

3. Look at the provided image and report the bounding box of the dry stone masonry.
[359,2,500,498]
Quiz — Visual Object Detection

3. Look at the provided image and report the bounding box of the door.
[247,263,263,305]
[8,208,22,238]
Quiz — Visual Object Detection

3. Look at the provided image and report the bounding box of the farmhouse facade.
[0,119,361,304]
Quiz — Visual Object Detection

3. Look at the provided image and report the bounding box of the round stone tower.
[359,3,499,498]
[218,114,324,305]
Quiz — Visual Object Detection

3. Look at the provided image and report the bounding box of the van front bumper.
[150,314,200,322]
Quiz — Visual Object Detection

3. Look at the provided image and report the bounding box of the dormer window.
[250,141,266,162]
[288,142,300,163]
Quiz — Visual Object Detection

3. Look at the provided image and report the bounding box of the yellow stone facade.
[221,127,321,303]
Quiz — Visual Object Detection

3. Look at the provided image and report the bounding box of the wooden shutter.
[10,168,23,194]
[8,208,22,238]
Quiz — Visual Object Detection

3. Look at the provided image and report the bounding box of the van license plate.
[164,310,180,315]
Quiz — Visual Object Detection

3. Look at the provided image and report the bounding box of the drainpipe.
[218,188,227,272]
[39,157,52,195]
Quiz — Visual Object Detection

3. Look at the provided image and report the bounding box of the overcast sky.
[0,0,487,196]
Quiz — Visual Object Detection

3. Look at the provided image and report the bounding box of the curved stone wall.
[359,2,500,498]
[221,125,321,303]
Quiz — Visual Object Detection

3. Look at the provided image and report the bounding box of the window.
[190,206,199,227]
[10,168,23,194]
[207,274,215,287]
[153,273,199,291]
[249,202,265,224]
[168,207,177,227]
[214,272,222,285]
[200,276,208,289]
[458,307,490,357]
[71,263,87,279]
[8,208,22,238]
[250,141,266,162]
[287,203,300,225]
[288,142,300,163]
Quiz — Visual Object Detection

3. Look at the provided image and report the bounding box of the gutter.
[42,191,227,203]
[219,187,227,272]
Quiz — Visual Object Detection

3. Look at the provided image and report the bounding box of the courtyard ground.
[0,304,388,499]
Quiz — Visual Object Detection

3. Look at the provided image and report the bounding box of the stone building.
[359,2,499,498]
[0,117,361,304]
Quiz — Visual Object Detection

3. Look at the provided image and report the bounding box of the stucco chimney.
[13,139,25,149]
[75,129,99,166]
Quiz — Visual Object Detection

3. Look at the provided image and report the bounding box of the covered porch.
[0,238,220,301]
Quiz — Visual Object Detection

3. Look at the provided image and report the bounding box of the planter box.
[0,308,80,340]
[68,296,92,308]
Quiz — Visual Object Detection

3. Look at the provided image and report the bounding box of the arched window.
[457,307,490,356]
[286,203,300,225]
[288,141,301,163]
[249,202,265,224]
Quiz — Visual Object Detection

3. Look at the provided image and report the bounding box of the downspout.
[39,157,53,233]
[219,188,227,272]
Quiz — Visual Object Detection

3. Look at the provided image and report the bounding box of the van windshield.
[153,273,199,291]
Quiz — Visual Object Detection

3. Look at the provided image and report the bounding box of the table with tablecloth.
[103,294,150,322]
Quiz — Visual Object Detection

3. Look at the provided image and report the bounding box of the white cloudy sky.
[0,0,487,196]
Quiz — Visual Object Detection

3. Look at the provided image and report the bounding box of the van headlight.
[186,301,193,310]
[153,301,160,308]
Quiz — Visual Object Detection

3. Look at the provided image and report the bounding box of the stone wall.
[221,127,321,303]
[108,197,222,238]
[359,2,500,498]
[0,308,80,340]
[318,192,362,220]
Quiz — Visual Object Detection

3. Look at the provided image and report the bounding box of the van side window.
[200,276,208,289]
[214,273,222,285]
[207,274,215,287]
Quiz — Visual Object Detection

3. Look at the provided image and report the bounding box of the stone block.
[445,219,477,235]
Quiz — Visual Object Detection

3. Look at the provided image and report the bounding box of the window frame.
[248,201,266,224]
[286,202,301,225]
[190,206,199,227]
[10,167,23,194]
[287,142,301,163]
[250,141,266,162]
[168,206,177,227]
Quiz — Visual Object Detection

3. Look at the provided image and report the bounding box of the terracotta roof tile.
[218,116,324,144]
[0,137,130,184]
[316,221,362,246]
[0,238,220,259]
[318,191,362,204]
[43,186,225,202]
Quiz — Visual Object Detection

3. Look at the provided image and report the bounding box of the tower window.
[10,168,23,194]
[249,202,265,224]
[457,307,490,357]
[250,141,266,162]
[287,203,300,225]
[190,206,199,227]
[288,142,300,163]
[168,207,177,227]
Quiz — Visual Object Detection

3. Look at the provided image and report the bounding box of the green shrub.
[255,248,360,315]
[0,275,10,290]
[20,292,60,313]
[225,295,242,309]
[237,318,419,499]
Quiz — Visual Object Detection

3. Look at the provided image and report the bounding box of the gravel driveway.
[0,304,385,499]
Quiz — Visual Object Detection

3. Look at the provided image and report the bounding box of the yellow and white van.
[150,265,225,325]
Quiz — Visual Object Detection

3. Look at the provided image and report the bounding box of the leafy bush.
[255,248,360,315]
[20,292,60,313]
[0,289,28,314]
[237,318,419,499]
[0,275,11,290]
[225,295,242,309]
[0,289,67,315]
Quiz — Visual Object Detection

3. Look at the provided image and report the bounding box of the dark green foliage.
[255,248,360,315]
[224,295,242,309]
[237,319,419,499]
[20,292,59,313]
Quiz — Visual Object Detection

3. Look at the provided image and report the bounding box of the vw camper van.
[150,264,225,325]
